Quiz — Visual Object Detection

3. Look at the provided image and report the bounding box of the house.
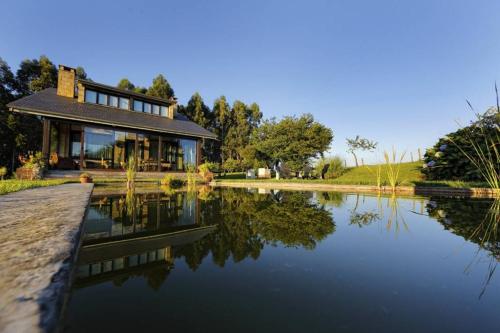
[7,65,217,172]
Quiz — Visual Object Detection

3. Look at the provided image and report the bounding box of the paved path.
[0,183,93,333]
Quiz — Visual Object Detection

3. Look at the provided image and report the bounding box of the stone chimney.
[57,65,76,98]
[167,97,177,119]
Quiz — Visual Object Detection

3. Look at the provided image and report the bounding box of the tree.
[346,135,378,167]
[76,66,89,80]
[183,92,212,128]
[252,114,333,172]
[0,58,17,171]
[117,78,135,91]
[134,86,147,94]
[16,55,57,95]
[147,74,174,99]
[213,96,231,165]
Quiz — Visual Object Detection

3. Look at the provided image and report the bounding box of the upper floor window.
[133,100,143,112]
[109,95,118,108]
[85,90,97,104]
[152,104,160,115]
[83,87,169,117]
[160,106,167,117]
[119,97,129,110]
[98,93,108,106]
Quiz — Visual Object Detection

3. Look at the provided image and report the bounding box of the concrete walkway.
[0,183,93,333]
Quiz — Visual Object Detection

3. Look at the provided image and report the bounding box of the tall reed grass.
[383,148,406,192]
[453,88,500,191]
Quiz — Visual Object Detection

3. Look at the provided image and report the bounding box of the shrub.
[315,156,346,179]
[198,162,218,174]
[23,152,46,170]
[222,158,240,172]
[160,174,184,188]
[324,156,346,179]
[422,112,499,182]
[16,152,46,180]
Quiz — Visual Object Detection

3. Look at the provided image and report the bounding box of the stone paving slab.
[0,183,93,333]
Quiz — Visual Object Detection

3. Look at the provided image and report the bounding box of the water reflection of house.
[75,192,216,287]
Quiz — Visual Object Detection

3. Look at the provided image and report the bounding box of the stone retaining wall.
[213,181,498,198]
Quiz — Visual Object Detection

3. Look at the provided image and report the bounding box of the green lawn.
[0,179,76,195]
[216,162,489,188]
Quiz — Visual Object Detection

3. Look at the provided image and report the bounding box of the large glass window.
[160,106,168,117]
[137,134,159,171]
[144,103,151,114]
[178,139,197,171]
[152,104,160,115]
[109,95,118,107]
[98,93,108,106]
[161,138,177,171]
[85,90,97,104]
[84,127,114,169]
[133,100,143,112]
[119,97,129,110]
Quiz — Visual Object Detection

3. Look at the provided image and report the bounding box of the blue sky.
[2,0,500,164]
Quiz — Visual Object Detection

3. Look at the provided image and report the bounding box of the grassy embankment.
[215,162,489,188]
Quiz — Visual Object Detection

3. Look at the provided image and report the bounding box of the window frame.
[98,92,108,106]
[133,100,144,112]
[119,97,130,110]
[85,90,97,104]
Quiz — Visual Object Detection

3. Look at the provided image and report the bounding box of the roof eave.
[8,106,218,140]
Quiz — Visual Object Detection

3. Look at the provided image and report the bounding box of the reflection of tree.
[350,211,380,227]
[426,197,499,259]
[426,197,500,298]
[175,188,335,269]
[252,192,334,249]
[108,262,173,291]
[317,191,345,207]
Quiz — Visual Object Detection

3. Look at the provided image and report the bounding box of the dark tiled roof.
[7,88,217,139]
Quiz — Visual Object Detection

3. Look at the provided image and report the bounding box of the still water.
[64,187,500,332]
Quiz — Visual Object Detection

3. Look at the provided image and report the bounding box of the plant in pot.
[79,172,93,183]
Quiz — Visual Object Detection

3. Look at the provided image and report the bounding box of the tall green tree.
[75,66,89,80]
[252,114,333,171]
[147,74,174,99]
[16,55,57,95]
[183,92,212,128]
[213,96,231,164]
[0,58,17,170]
[117,78,135,90]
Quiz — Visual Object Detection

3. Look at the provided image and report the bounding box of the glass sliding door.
[84,127,114,169]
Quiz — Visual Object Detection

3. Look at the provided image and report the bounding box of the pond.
[63,187,500,332]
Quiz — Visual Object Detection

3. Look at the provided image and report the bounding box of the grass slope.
[216,162,489,188]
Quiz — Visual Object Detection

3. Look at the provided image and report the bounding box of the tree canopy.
[147,74,174,100]
[346,135,378,166]
[251,114,333,171]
